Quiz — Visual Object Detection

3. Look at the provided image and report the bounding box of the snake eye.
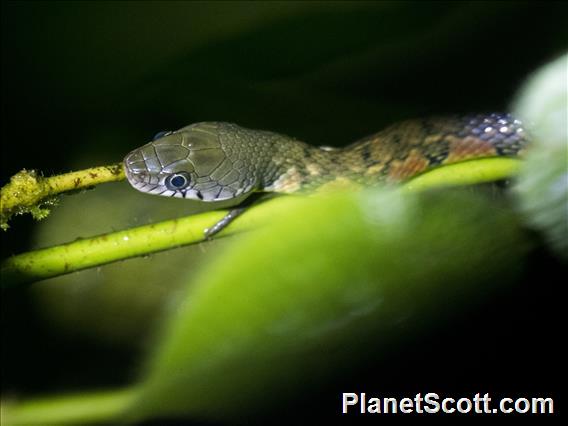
[165,172,191,191]
[153,130,172,141]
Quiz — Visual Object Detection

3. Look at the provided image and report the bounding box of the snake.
[124,113,529,237]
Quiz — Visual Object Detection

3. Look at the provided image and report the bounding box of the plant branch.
[1,387,138,426]
[0,163,125,230]
[0,195,283,288]
[1,210,224,288]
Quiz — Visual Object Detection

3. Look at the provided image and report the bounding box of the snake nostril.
[124,158,153,183]
[125,150,145,167]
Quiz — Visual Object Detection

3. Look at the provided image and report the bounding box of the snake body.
[124,113,528,205]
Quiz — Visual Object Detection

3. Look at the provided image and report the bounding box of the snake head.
[124,122,253,201]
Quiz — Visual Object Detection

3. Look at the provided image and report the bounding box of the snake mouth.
[124,169,160,193]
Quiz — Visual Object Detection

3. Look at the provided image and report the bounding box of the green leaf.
[128,188,529,422]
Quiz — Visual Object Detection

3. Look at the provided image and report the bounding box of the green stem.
[1,387,138,426]
[0,210,224,287]
[0,196,282,288]
[1,164,125,230]
[402,157,521,191]
[0,163,125,231]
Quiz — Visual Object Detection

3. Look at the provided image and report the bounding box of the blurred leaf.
[129,189,529,422]
[514,53,568,258]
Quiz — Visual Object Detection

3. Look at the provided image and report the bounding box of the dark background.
[1,1,566,423]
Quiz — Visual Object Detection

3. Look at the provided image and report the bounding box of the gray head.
[124,122,257,201]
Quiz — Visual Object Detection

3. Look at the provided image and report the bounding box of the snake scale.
[124,113,529,236]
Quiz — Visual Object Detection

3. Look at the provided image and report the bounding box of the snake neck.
[256,134,350,193]
[257,130,429,193]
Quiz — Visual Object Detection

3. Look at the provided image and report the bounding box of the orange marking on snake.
[445,136,497,163]
[387,148,429,181]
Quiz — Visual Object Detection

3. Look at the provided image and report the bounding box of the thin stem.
[1,210,226,288]
[1,387,138,426]
[402,157,521,191]
[0,164,125,230]
[0,196,280,288]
